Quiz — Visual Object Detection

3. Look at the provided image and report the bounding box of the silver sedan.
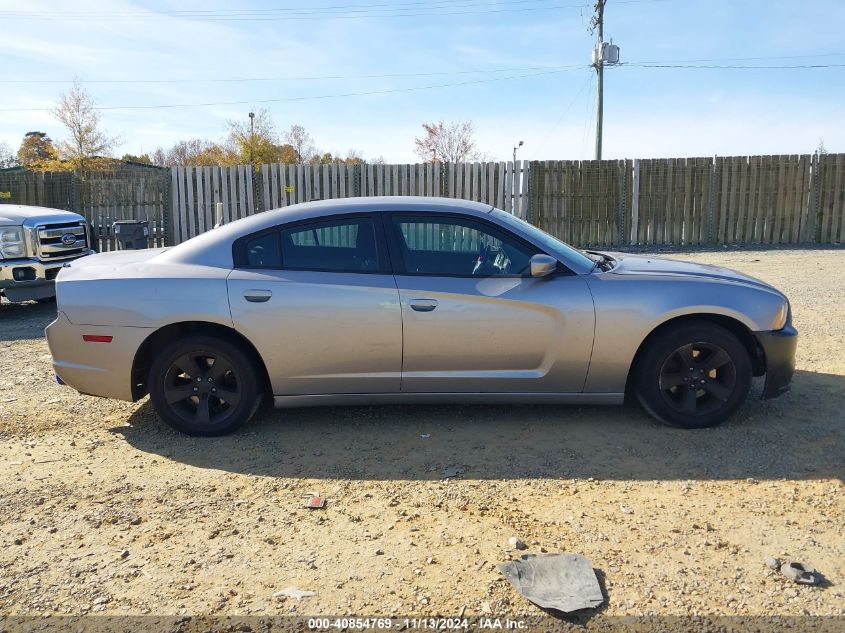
[46,197,797,436]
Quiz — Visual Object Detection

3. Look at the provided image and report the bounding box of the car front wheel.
[148,334,261,436]
[633,321,752,429]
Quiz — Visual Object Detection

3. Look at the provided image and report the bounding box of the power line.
[0,2,591,22]
[6,65,585,85]
[534,74,594,157]
[619,62,845,69]
[11,53,845,85]
[0,0,668,22]
[0,68,584,113]
[628,52,845,64]
[579,73,596,159]
[0,0,568,17]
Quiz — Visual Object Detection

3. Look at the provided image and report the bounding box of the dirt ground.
[0,248,843,629]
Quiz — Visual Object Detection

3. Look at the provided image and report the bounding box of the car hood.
[600,252,781,294]
[0,204,85,227]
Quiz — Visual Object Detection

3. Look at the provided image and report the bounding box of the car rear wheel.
[148,335,261,436]
[633,321,752,429]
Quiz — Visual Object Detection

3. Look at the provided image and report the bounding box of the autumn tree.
[342,149,365,165]
[52,80,120,174]
[414,120,479,163]
[17,132,57,169]
[226,109,303,167]
[151,139,229,166]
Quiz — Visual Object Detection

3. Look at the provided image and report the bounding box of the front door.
[227,214,402,395]
[385,213,595,393]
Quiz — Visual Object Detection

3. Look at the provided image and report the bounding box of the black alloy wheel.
[658,342,737,416]
[149,335,261,436]
[634,321,752,429]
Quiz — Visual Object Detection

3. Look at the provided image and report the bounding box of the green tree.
[120,153,152,164]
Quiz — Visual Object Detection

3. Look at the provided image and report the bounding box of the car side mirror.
[530,254,558,277]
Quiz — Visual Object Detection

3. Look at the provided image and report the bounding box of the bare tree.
[52,80,119,173]
[284,124,317,163]
[414,120,479,163]
[0,142,19,168]
[150,147,168,167]
[160,138,230,166]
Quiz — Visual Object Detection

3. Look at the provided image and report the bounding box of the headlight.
[0,227,25,259]
[771,302,789,330]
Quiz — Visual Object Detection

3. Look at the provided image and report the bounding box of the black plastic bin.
[112,220,150,250]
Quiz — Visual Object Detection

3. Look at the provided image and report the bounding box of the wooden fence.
[170,165,256,244]
[0,166,169,251]
[0,170,75,212]
[532,154,845,247]
[79,168,169,250]
[171,161,530,244]
[3,154,844,249]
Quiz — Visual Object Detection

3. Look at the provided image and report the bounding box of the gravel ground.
[0,248,843,629]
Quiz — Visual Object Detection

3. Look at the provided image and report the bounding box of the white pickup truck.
[0,204,95,303]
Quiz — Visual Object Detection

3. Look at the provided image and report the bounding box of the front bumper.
[0,251,95,301]
[755,324,798,399]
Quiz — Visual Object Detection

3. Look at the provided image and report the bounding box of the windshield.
[490,208,595,270]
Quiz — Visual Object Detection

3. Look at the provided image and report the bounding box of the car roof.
[262,196,494,219]
[159,196,495,267]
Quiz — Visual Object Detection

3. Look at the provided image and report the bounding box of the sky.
[1,0,844,163]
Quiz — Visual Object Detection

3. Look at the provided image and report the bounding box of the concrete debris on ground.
[781,562,820,585]
[764,556,781,570]
[498,553,604,613]
[508,537,528,551]
[272,587,315,600]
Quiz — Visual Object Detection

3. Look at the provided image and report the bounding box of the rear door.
[385,212,595,394]
[227,214,402,396]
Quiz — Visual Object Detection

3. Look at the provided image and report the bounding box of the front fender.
[583,273,787,394]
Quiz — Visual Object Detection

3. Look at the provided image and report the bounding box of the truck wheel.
[633,321,752,429]
[148,335,261,436]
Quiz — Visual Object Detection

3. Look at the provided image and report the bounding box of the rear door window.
[280,217,380,272]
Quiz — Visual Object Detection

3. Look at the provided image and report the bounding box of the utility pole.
[592,0,606,160]
[590,1,619,160]
[248,111,255,165]
[513,140,524,164]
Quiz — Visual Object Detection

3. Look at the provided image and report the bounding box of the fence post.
[70,172,82,215]
[630,159,640,245]
[617,159,627,246]
[807,152,821,243]
[164,169,173,246]
[527,161,539,226]
[705,155,717,245]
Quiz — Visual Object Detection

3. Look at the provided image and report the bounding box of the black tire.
[148,334,261,436]
[633,321,752,429]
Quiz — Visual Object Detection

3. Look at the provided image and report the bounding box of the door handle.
[409,298,438,312]
[243,289,272,303]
